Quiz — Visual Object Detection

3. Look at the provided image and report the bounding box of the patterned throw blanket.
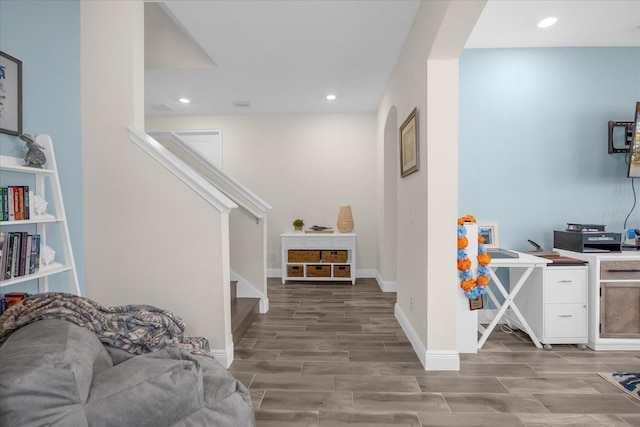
[0,292,213,357]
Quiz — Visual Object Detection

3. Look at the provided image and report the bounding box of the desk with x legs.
[477,252,550,349]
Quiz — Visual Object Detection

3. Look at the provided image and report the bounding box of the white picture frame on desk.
[479,223,499,249]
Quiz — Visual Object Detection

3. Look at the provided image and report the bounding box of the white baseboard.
[374,270,397,292]
[267,268,281,278]
[394,303,460,371]
[424,350,460,371]
[394,303,427,367]
[356,268,376,278]
[212,343,234,368]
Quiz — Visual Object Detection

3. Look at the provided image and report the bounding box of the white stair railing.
[147,131,272,222]
[128,128,238,213]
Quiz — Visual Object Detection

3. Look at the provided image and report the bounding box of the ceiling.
[144,0,640,117]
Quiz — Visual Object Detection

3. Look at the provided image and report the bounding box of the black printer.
[554,228,622,253]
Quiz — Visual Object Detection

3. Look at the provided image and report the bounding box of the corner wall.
[377,0,485,370]
[81,1,232,355]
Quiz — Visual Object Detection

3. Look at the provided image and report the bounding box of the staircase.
[230,281,260,345]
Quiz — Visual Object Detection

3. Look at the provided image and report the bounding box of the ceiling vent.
[233,101,251,108]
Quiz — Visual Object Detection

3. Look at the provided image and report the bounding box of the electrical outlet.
[409,296,414,313]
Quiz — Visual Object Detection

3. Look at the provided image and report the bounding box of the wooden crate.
[288,250,320,263]
[333,265,351,278]
[307,265,331,277]
[287,265,304,277]
[321,250,348,263]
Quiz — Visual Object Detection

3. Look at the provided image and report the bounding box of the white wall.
[146,113,377,275]
[81,1,233,355]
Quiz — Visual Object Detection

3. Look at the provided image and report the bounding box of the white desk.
[478,252,550,349]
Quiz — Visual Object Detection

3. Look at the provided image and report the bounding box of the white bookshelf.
[0,135,79,295]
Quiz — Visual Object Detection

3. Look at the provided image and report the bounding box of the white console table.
[478,252,549,349]
[280,232,356,284]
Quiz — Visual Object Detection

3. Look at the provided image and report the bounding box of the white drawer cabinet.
[280,232,356,284]
[556,250,640,351]
[516,265,588,349]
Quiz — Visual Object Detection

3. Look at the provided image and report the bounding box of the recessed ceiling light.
[178,98,191,104]
[537,16,558,28]
[326,94,336,101]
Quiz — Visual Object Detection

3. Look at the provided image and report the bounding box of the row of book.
[0,232,41,281]
[0,292,28,315]
[0,186,33,222]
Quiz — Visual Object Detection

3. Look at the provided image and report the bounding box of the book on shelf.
[0,188,4,221]
[0,232,41,281]
[9,233,19,279]
[19,234,31,276]
[7,186,14,221]
[0,185,31,222]
[0,292,30,314]
[3,292,29,308]
[0,232,6,278]
[0,292,28,314]
[29,234,41,275]
[15,187,23,221]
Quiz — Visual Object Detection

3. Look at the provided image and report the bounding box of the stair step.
[230,280,238,303]
[231,297,260,345]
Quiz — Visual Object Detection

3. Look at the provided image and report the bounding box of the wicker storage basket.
[288,250,320,263]
[322,250,348,263]
[333,265,351,278]
[287,265,304,277]
[307,265,331,277]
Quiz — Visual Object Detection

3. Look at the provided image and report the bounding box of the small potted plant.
[293,219,304,232]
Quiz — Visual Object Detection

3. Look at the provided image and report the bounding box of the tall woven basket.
[337,205,354,233]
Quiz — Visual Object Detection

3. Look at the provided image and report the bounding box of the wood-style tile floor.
[229,278,640,427]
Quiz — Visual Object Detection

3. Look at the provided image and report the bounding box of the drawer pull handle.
[558,280,574,283]
[606,269,640,272]
[558,314,573,318]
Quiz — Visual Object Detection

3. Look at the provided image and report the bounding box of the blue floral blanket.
[0,292,212,357]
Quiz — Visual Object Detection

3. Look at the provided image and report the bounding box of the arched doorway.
[380,106,398,289]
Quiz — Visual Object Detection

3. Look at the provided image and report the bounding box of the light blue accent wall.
[0,1,84,294]
[459,47,640,252]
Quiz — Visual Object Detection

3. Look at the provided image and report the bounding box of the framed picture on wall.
[399,107,419,177]
[478,223,499,249]
[0,51,23,136]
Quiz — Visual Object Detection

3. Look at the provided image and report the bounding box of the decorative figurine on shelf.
[19,133,47,168]
[40,245,55,266]
[32,194,48,216]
